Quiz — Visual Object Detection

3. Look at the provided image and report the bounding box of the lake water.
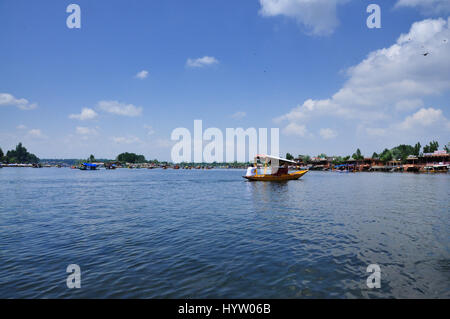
[0,168,449,298]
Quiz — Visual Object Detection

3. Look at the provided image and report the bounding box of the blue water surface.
[0,168,449,298]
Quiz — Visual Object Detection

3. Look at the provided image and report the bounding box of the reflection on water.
[0,168,448,298]
[246,179,290,205]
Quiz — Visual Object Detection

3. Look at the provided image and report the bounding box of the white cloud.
[365,107,450,141]
[76,126,98,135]
[276,17,450,135]
[69,108,98,120]
[231,111,247,119]
[395,0,450,15]
[366,127,387,137]
[395,99,424,111]
[97,100,143,117]
[17,124,27,130]
[144,125,155,135]
[259,0,348,36]
[186,56,219,68]
[0,93,37,110]
[319,128,338,139]
[283,122,307,136]
[397,107,448,130]
[112,136,142,144]
[27,129,46,139]
[155,138,174,148]
[135,70,149,79]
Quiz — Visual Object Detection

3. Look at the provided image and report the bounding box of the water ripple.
[0,169,449,298]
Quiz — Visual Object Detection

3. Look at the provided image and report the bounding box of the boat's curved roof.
[83,163,98,167]
[255,154,297,164]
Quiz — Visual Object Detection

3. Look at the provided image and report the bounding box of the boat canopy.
[82,163,98,167]
[254,154,297,166]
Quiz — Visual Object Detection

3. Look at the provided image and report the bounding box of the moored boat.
[105,163,117,169]
[79,163,99,170]
[422,164,448,173]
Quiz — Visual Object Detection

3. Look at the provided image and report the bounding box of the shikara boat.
[243,154,308,181]
[79,163,98,170]
[422,164,448,173]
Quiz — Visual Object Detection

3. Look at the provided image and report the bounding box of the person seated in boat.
[246,164,257,177]
[273,163,289,176]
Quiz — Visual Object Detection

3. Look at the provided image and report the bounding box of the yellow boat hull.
[243,170,308,181]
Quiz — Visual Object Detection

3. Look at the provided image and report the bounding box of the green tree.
[391,144,416,162]
[423,141,439,153]
[297,155,310,163]
[414,142,421,156]
[0,147,3,161]
[317,153,327,159]
[5,143,39,164]
[343,155,350,161]
[88,154,96,162]
[332,156,344,164]
[379,148,393,163]
[444,143,450,153]
[352,148,364,160]
[136,155,146,163]
[117,152,147,163]
[285,153,294,160]
[372,152,379,159]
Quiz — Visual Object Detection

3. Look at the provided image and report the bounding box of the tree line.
[83,152,158,164]
[0,144,154,165]
[290,140,448,165]
[2,141,448,165]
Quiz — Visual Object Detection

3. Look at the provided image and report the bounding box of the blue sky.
[1,0,449,161]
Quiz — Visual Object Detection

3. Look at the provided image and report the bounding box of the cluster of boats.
[163,165,214,170]
[0,163,60,168]
[70,155,310,182]
[72,163,216,170]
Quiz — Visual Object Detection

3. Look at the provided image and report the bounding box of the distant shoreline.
[1,163,449,174]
